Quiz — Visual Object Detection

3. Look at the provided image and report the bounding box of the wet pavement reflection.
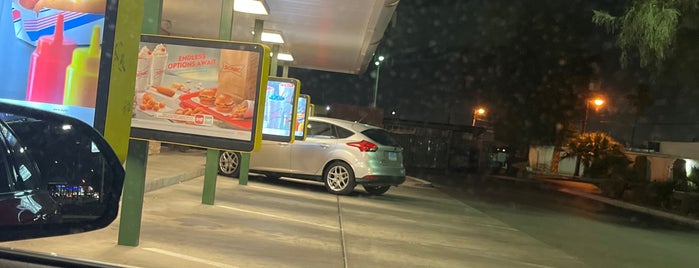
[417,171,699,268]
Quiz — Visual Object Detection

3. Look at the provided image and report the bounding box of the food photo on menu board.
[0,0,107,126]
[131,37,264,142]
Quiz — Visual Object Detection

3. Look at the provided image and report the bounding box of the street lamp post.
[372,55,384,108]
[581,98,604,133]
[574,97,605,176]
[472,107,486,126]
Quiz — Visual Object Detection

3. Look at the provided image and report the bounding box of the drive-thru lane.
[2,173,584,267]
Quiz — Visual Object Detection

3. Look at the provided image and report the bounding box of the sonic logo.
[221,63,244,76]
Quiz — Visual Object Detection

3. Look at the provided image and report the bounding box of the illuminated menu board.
[295,94,310,140]
[0,0,114,129]
[130,35,270,152]
[262,77,300,142]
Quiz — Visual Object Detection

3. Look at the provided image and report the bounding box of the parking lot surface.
[2,173,585,267]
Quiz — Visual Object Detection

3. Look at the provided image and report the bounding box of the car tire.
[218,151,241,177]
[363,185,390,195]
[323,162,356,195]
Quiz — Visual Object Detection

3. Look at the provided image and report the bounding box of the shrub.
[672,159,687,180]
[673,162,699,193]
[642,180,675,208]
[599,178,627,198]
[563,132,631,179]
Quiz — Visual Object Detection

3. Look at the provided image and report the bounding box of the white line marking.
[337,195,349,268]
[142,247,237,268]
[216,205,338,230]
[247,184,315,196]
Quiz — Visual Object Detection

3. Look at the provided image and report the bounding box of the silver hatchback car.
[218,116,406,195]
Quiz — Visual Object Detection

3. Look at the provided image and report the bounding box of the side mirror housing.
[0,103,125,241]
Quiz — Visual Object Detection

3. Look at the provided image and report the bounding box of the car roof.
[308,116,380,132]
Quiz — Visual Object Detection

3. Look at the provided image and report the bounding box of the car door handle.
[277,143,289,146]
[320,144,330,149]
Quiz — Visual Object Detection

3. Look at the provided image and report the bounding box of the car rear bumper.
[356,175,406,186]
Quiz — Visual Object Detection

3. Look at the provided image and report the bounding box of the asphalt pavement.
[411,168,699,230]
[0,148,586,268]
[4,148,696,267]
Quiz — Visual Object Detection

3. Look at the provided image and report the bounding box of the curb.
[405,176,434,188]
[145,168,206,193]
[143,171,433,192]
[488,175,699,229]
[557,188,699,228]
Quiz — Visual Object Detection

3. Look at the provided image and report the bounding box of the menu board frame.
[129,35,270,152]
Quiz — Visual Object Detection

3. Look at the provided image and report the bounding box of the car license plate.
[388,152,397,161]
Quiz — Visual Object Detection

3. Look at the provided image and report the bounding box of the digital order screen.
[262,77,300,142]
[295,94,310,140]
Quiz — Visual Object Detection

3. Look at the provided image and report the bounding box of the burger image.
[215,93,236,113]
[198,88,216,106]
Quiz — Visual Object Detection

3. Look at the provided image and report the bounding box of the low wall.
[529,146,688,181]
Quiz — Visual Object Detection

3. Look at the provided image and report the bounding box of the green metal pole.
[219,0,234,40]
[118,140,149,246]
[253,19,264,43]
[141,0,163,34]
[117,0,159,247]
[238,18,265,186]
[282,64,289,78]
[201,0,237,204]
[270,44,280,77]
[238,153,251,185]
[202,150,219,205]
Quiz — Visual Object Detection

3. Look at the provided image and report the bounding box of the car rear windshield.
[361,129,399,147]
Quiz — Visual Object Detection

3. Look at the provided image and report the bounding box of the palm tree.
[564,132,629,178]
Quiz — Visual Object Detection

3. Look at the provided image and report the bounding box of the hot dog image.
[18,0,106,14]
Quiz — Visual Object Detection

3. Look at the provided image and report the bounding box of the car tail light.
[346,140,378,152]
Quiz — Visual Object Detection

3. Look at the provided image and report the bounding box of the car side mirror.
[0,103,125,242]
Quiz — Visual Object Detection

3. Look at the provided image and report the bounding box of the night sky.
[288,0,699,147]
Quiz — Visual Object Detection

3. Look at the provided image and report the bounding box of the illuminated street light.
[593,98,604,109]
[582,97,606,133]
[574,96,607,176]
[472,107,486,126]
[372,55,385,108]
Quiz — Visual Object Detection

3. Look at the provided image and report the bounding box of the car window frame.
[335,125,354,139]
[306,120,337,139]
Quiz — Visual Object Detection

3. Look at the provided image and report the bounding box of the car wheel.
[218,151,241,177]
[363,185,390,195]
[323,162,356,195]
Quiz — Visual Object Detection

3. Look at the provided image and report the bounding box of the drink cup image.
[267,98,284,129]
[135,46,152,94]
[281,101,293,130]
[238,100,255,118]
[150,43,168,87]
